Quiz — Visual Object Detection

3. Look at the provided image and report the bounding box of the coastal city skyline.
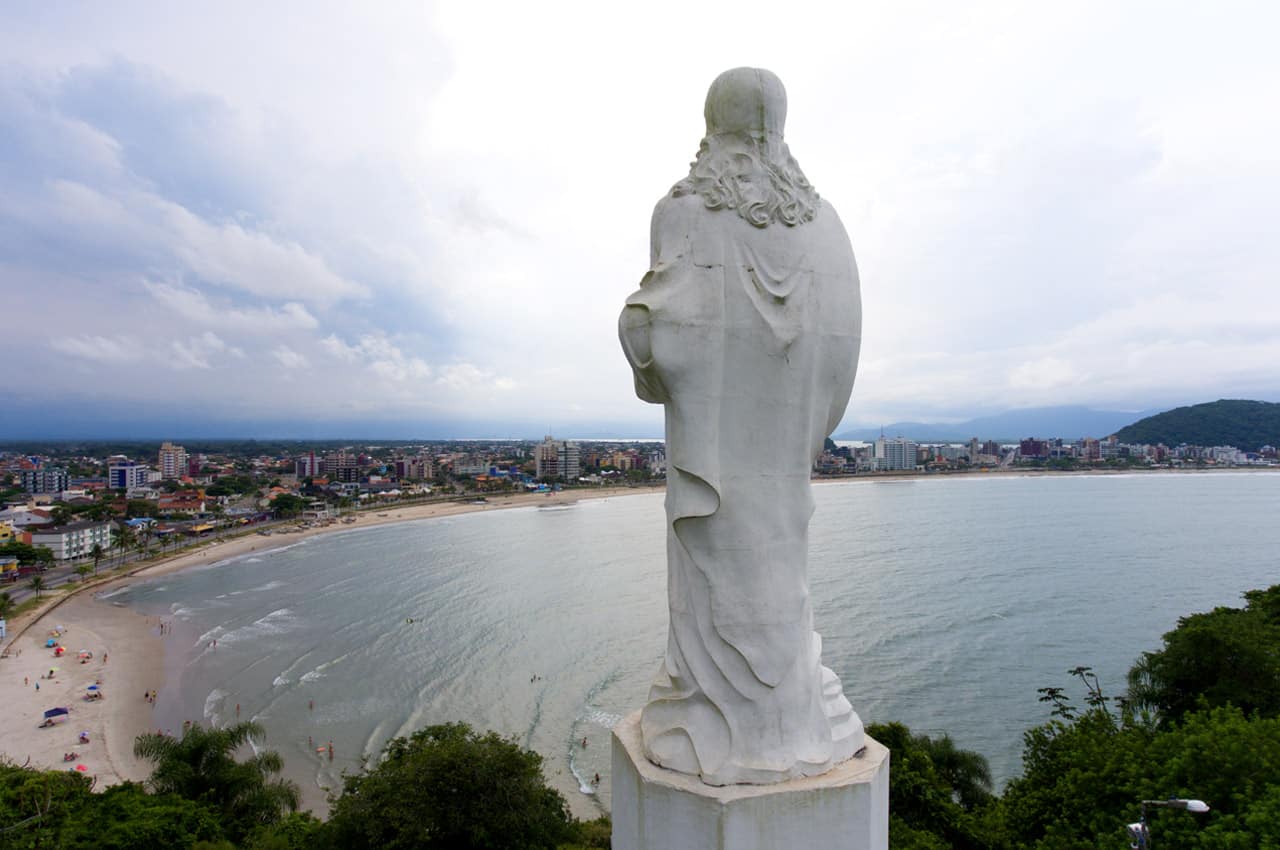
[4,3,1280,439]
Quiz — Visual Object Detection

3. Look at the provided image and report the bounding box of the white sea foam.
[204,687,228,723]
[273,675,289,688]
[582,708,624,729]
[96,586,131,600]
[216,608,297,646]
[197,625,226,644]
[300,670,324,683]
[250,579,284,592]
[246,557,264,564]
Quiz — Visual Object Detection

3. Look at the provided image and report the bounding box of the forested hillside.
[1114,399,1280,449]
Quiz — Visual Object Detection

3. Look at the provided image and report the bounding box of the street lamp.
[1126,799,1210,849]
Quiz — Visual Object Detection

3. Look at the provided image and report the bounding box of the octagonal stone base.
[611,711,889,850]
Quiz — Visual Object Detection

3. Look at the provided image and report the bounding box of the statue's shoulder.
[652,191,704,224]
[812,198,854,246]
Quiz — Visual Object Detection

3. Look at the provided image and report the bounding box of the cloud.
[50,334,144,364]
[271,345,309,370]
[169,331,244,370]
[321,333,431,381]
[4,6,1280,436]
[145,281,318,331]
[160,200,369,304]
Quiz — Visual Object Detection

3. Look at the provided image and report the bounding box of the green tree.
[868,722,994,850]
[323,722,575,850]
[60,781,225,850]
[115,525,136,567]
[133,721,300,843]
[270,494,308,519]
[0,591,13,620]
[28,575,44,598]
[75,564,93,583]
[0,759,95,846]
[0,541,55,566]
[1128,584,1280,724]
[90,543,105,576]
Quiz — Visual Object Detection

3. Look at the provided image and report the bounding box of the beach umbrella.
[43,707,69,719]
[75,764,88,772]
[86,685,99,691]
[45,639,56,647]
[77,650,91,658]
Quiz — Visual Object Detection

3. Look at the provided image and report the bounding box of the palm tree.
[90,543,104,576]
[28,575,44,599]
[919,733,993,810]
[75,564,93,583]
[0,591,13,620]
[134,721,300,840]
[115,525,136,567]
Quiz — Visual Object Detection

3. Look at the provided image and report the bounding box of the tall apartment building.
[323,451,356,478]
[158,442,188,480]
[21,467,68,494]
[393,456,434,480]
[535,436,580,481]
[108,460,153,490]
[296,451,321,478]
[874,436,918,471]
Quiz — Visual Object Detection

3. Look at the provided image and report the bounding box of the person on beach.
[327,741,334,761]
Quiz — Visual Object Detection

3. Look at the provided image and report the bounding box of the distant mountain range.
[835,405,1160,443]
[1114,399,1280,450]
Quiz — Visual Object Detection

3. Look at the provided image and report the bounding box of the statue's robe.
[619,191,864,785]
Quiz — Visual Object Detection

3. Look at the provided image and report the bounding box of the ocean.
[105,471,1279,817]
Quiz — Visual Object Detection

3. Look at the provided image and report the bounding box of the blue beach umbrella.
[86,685,99,691]
[42,707,69,719]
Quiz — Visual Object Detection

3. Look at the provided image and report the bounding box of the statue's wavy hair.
[671,132,820,228]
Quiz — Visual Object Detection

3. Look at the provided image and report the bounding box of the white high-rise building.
[535,436,580,481]
[109,460,153,490]
[874,436,918,471]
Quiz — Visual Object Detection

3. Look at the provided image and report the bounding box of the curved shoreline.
[0,486,653,801]
[0,469,1269,801]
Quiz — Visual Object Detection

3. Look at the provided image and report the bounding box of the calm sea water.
[105,472,1279,816]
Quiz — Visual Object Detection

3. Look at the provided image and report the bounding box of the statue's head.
[704,67,787,143]
[673,67,818,229]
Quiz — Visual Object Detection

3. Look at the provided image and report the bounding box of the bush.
[323,722,575,850]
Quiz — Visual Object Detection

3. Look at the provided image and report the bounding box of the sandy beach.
[0,485,651,793]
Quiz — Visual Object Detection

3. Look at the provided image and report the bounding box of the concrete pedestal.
[611,711,889,850]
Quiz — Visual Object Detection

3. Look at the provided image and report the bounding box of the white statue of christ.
[619,67,865,785]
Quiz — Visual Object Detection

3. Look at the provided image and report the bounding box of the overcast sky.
[2,2,1277,438]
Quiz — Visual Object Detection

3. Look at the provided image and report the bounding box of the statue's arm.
[619,197,698,404]
[824,205,863,441]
